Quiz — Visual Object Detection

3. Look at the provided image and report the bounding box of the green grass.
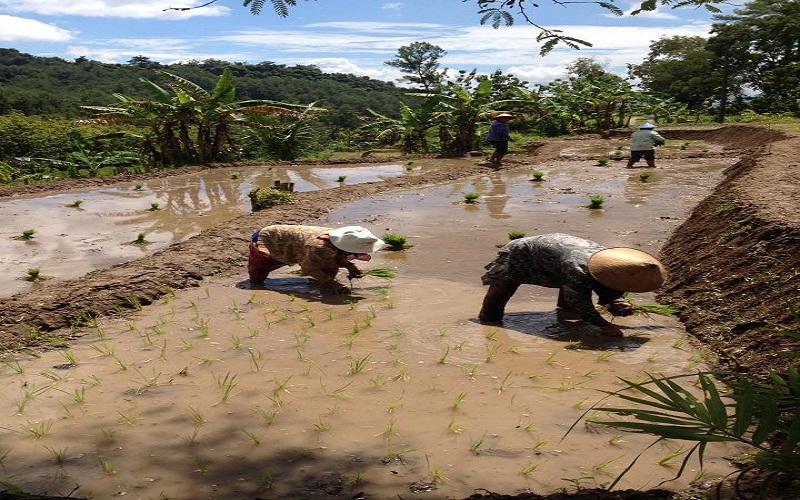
[633,303,679,316]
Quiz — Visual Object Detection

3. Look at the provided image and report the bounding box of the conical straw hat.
[588,248,666,292]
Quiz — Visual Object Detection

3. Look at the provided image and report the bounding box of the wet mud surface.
[0,127,798,499]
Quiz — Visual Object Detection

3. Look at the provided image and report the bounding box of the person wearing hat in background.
[627,122,665,169]
[248,225,385,294]
[478,233,666,337]
[484,113,515,166]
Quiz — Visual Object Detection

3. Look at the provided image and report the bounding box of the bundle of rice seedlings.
[363,267,397,279]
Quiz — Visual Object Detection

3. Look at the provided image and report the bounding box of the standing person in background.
[626,122,665,169]
[485,113,515,166]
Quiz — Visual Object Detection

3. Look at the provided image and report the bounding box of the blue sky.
[0,0,729,86]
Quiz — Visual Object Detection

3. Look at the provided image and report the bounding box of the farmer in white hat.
[479,233,666,337]
[627,122,665,169]
[249,225,385,294]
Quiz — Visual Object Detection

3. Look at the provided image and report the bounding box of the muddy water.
[0,162,418,297]
[0,149,750,499]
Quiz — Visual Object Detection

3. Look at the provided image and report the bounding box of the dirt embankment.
[1,126,798,381]
[656,126,800,376]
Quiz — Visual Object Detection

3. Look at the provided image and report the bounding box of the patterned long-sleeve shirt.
[481,233,622,326]
[253,225,356,285]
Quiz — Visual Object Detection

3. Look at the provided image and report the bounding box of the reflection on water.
[0,163,414,297]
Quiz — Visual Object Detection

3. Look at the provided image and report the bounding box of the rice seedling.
[597,352,615,362]
[497,371,514,393]
[437,346,451,365]
[313,417,330,431]
[2,359,25,374]
[68,199,83,208]
[197,318,210,337]
[469,434,486,455]
[463,192,481,204]
[60,350,78,366]
[187,407,206,426]
[118,410,138,425]
[591,456,621,473]
[99,458,116,474]
[126,296,142,310]
[248,348,265,372]
[194,459,210,474]
[230,334,243,349]
[639,172,653,182]
[546,348,563,365]
[485,329,498,341]
[363,267,397,279]
[336,175,347,182]
[596,157,611,166]
[214,372,239,402]
[20,229,36,240]
[381,233,409,251]
[100,428,117,443]
[508,230,526,240]
[273,376,292,395]
[485,343,502,362]
[348,354,371,374]
[633,303,678,316]
[242,429,261,445]
[148,202,160,211]
[72,387,87,405]
[134,184,143,190]
[23,420,53,439]
[508,345,520,354]
[130,232,149,245]
[370,373,386,387]
[588,195,606,209]
[23,267,48,282]
[530,171,545,181]
[230,173,239,179]
[254,406,278,425]
[374,419,396,438]
[521,462,541,475]
[452,392,467,409]
[363,314,372,328]
[608,435,625,445]
[44,446,69,465]
[40,370,63,382]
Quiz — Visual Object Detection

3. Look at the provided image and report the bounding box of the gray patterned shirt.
[481,233,621,326]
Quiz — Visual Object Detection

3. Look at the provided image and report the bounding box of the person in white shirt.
[626,123,665,168]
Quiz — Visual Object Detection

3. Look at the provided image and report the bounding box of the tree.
[385,42,447,92]
[81,68,311,166]
[708,0,800,115]
[628,36,722,114]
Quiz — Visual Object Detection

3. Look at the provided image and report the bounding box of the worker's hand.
[320,282,349,295]
[608,301,635,317]
[347,269,363,280]
[600,324,624,337]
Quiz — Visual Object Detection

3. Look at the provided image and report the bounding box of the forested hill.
[0,48,405,128]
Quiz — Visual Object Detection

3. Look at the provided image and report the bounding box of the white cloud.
[0,0,229,19]
[381,3,404,11]
[0,14,74,41]
[305,57,404,82]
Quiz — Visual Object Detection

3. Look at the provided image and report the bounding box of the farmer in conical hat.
[249,225,385,294]
[479,233,666,337]
[627,122,666,169]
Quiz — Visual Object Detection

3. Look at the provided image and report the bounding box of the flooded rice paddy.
[0,141,748,499]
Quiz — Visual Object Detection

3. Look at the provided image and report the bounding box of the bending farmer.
[249,225,385,294]
[626,122,665,169]
[479,233,666,337]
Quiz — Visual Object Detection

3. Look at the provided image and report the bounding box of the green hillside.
[0,48,404,128]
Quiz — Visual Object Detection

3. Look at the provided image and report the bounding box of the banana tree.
[359,98,438,153]
[239,101,327,160]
